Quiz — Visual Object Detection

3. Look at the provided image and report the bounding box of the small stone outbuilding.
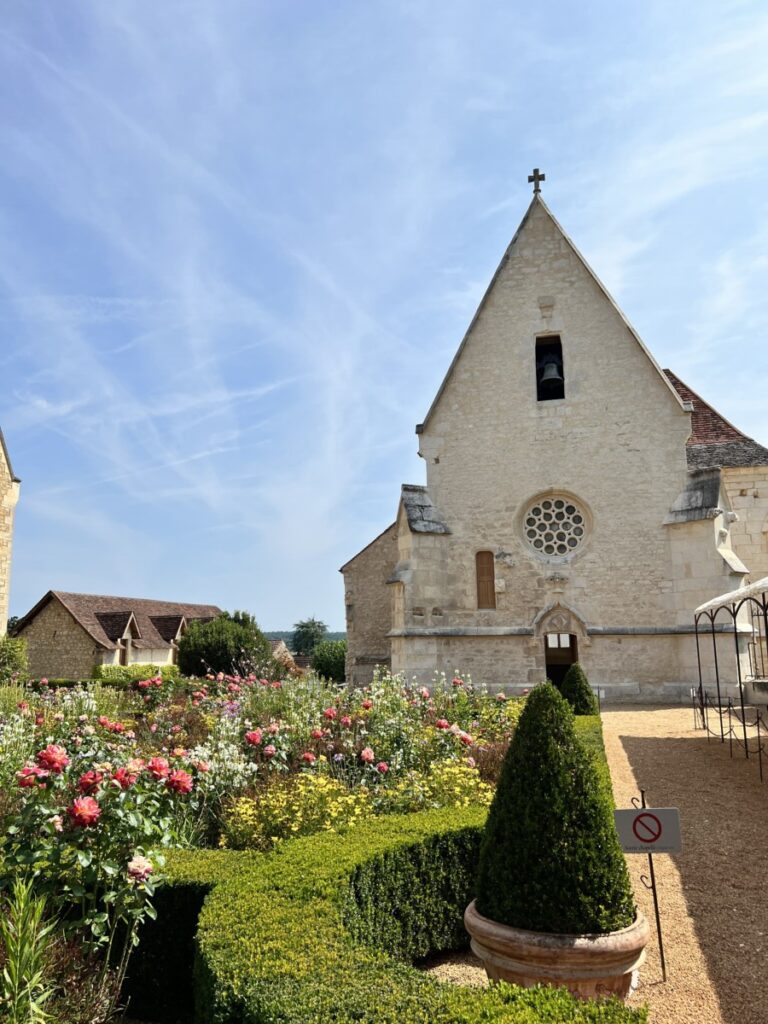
[342,192,768,700]
[14,591,221,679]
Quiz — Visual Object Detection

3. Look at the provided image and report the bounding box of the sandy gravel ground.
[424,705,768,1024]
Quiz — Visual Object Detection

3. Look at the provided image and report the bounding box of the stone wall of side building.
[18,599,103,680]
[0,448,20,636]
[723,467,768,584]
[342,524,397,686]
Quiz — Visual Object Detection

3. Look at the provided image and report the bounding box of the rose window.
[523,496,586,557]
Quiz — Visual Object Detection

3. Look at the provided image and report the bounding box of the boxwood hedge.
[126,795,645,1023]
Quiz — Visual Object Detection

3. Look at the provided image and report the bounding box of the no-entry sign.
[614,808,682,854]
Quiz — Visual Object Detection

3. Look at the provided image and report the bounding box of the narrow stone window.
[536,336,565,401]
[476,551,496,609]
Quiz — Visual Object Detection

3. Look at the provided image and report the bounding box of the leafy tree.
[560,662,599,715]
[177,611,271,677]
[0,635,28,684]
[475,682,634,934]
[5,615,19,635]
[311,639,347,682]
[291,617,328,656]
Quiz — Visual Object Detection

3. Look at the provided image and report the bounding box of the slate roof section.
[664,370,768,470]
[664,468,723,524]
[400,484,450,534]
[15,591,222,650]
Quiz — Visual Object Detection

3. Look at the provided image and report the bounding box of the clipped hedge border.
[127,798,645,1022]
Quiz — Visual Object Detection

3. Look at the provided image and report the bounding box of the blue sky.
[2,1,767,630]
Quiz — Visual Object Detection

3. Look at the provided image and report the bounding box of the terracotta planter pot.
[464,900,649,1001]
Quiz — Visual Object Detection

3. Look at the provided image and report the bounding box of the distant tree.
[311,639,347,682]
[178,611,271,677]
[291,617,328,656]
[5,615,19,635]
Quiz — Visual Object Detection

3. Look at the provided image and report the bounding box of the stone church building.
[0,429,20,635]
[341,189,768,700]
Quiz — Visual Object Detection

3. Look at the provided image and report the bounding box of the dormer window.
[536,336,564,401]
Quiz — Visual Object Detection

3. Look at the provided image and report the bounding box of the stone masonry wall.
[19,599,103,679]
[723,467,768,583]
[0,441,19,635]
[342,524,398,686]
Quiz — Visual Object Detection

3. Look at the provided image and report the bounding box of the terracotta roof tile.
[664,370,768,469]
[16,592,221,650]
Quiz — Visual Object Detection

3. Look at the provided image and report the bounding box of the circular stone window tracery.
[523,496,587,558]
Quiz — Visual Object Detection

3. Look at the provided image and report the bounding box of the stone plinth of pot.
[464,900,649,1001]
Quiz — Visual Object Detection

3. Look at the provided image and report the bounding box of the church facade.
[341,193,768,700]
[0,429,20,635]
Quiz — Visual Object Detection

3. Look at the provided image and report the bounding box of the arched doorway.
[544,631,578,688]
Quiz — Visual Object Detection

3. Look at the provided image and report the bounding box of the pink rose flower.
[310,728,324,739]
[78,770,104,795]
[245,729,263,746]
[452,677,464,688]
[360,747,375,764]
[127,854,154,883]
[166,769,193,794]
[340,715,352,728]
[68,796,101,828]
[263,744,277,758]
[301,751,316,764]
[323,707,338,720]
[376,761,389,774]
[17,765,49,788]
[36,744,69,773]
[435,719,450,730]
[361,699,373,711]
[146,756,170,780]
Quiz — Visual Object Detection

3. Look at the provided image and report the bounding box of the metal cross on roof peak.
[528,168,545,194]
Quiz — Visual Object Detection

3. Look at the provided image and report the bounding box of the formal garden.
[0,624,648,1024]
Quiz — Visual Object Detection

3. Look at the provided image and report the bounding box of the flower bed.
[126,806,646,1024]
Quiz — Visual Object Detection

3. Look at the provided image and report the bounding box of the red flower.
[78,770,104,795]
[301,751,316,764]
[36,744,69,773]
[146,756,170,779]
[267,722,280,735]
[310,728,324,739]
[360,747,375,763]
[98,716,110,727]
[112,767,138,789]
[17,766,49,788]
[323,707,337,720]
[271,681,282,690]
[459,732,473,746]
[361,699,373,711]
[245,729,263,746]
[137,679,152,690]
[340,715,352,728]
[435,719,450,730]
[68,796,101,828]
[194,760,210,772]
[452,677,464,687]
[376,761,389,774]
[264,744,276,758]
[166,769,193,794]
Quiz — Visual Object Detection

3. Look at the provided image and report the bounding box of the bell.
[539,360,564,385]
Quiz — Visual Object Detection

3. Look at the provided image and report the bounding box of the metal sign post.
[614,792,682,983]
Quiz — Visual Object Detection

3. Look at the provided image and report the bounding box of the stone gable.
[0,429,20,635]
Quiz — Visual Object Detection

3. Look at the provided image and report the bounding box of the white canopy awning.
[695,576,768,617]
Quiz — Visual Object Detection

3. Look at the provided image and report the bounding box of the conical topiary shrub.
[475,682,634,934]
[560,662,599,716]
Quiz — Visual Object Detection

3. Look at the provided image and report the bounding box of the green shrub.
[92,663,163,685]
[560,662,599,715]
[0,635,28,684]
[310,639,347,681]
[476,682,635,934]
[177,611,271,677]
[126,808,646,1024]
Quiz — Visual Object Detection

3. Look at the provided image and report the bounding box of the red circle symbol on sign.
[632,812,662,844]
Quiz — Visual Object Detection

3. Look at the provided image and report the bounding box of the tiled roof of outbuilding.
[664,370,768,470]
[15,592,222,650]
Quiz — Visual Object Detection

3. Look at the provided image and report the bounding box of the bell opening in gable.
[536,335,565,402]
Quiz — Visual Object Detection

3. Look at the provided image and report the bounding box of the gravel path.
[425,706,767,1024]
